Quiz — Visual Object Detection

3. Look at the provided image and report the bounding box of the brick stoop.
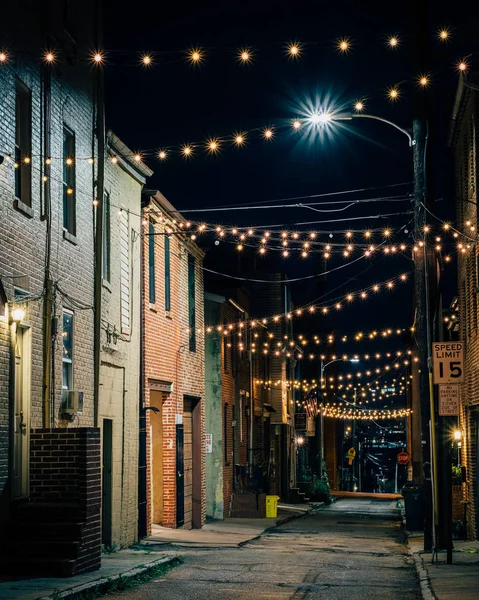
[230,492,266,518]
[288,487,310,504]
[1,428,102,578]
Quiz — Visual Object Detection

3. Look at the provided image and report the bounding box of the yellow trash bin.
[266,495,280,518]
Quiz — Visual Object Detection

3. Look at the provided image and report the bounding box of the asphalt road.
[117,498,420,600]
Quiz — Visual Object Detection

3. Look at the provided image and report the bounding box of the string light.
[0,51,7,63]
[263,128,274,140]
[44,51,55,63]
[418,74,430,87]
[337,38,351,53]
[292,120,302,130]
[206,139,221,154]
[387,86,400,101]
[181,145,193,157]
[158,150,167,160]
[388,36,399,48]
[142,55,152,66]
[457,60,468,73]
[189,48,203,63]
[239,48,252,63]
[92,52,104,64]
[438,28,450,41]
[287,43,301,57]
[354,100,365,112]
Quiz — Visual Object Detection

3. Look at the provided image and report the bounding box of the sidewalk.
[0,504,309,600]
[408,532,479,600]
[136,504,311,549]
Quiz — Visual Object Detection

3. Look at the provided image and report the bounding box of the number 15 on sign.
[432,342,464,384]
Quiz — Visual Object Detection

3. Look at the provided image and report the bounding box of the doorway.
[12,325,30,500]
[150,391,164,524]
[176,422,184,527]
[183,396,202,529]
[102,419,113,546]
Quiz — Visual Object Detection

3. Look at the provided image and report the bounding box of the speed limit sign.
[432,342,464,384]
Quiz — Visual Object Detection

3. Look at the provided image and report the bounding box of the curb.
[39,556,181,600]
[410,551,437,600]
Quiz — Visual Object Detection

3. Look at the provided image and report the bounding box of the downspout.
[138,202,147,539]
[93,0,105,428]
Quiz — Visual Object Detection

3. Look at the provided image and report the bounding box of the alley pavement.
[118,498,420,600]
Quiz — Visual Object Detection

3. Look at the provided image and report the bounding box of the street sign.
[294,413,307,430]
[347,448,356,459]
[438,384,460,416]
[432,342,464,384]
[397,451,410,465]
[205,433,213,454]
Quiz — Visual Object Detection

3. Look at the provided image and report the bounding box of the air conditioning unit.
[61,390,84,415]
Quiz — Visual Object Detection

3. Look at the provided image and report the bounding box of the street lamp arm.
[351,114,413,146]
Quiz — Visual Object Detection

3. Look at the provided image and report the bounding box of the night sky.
[103,1,478,388]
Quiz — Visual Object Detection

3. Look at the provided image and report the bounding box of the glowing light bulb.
[142,55,152,66]
[388,36,399,48]
[44,51,55,63]
[234,133,245,145]
[354,100,364,112]
[338,38,350,53]
[292,120,301,130]
[438,28,450,41]
[45,157,52,165]
[207,139,220,153]
[67,187,73,195]
[237,244,243,251]
[158,150,167,160]
[93,52,103,64]
[388,87,400,101]
[263,128,274,139]
[182,145,193,157]
[0,51,7,63]
[288,43,301,57]
[23,156,31,164]
[458,60,468,72]
[111,156,118,164]
[383,229,391,237]
[419,75,430,87]
[42,175,48,182]
[88,157,94,164]
[310,112,331,124]
[239,49,251,63]
[189,49,202,63]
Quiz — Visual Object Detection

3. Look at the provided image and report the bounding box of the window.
[165,234,171,310]
[119,209,130,333]
[224,403,228,464]
[148,223,156,303]
[15,79,32,207]
[188,254,196,352]
[223,335,228,372]
[63,127,76,235]
[62,311,74,390]
[102,191,111,281]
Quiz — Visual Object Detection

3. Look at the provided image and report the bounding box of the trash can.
[266,495,280,518]
[401,484,424,531]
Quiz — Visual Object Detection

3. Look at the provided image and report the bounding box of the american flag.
[304,390,318,418]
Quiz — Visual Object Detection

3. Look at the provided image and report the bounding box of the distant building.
[140,191,206,533]
[450,74,479,539]
[99,131,152,548]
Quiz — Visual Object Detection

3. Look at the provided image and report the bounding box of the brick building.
[99,132,152,548]
[204,288,253,519]
[450,75,479,539]
[0,1,102,574]
[140,191,206,533]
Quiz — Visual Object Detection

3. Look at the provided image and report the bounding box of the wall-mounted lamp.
[454,430,462,441]
[11,307,25,323]
[295,436,305,446]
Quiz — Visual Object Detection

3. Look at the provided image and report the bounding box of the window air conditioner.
[61,390,84,414]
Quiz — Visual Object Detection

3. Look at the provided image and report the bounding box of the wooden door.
[151,392,164,524]
[102,419,113,546]
[176,424,185,527]
[12,326,30,499]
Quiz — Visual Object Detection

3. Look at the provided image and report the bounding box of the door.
[151,392,163,524]
[192,399,202,528]
[102,419,113,546]
[176,423,184,527]
[12,326,30,499]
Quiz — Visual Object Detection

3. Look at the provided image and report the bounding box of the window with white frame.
[62,311,74,390]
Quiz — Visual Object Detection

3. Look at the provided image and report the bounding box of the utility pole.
[412,0,436,552]
[93,0,105,429]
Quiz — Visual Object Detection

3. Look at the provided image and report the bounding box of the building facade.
[451,76,479,539]
[99,132,152,548]
[141,191,206,532]
[0,0,102,574]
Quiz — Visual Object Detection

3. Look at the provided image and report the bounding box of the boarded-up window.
[120,209,130,334]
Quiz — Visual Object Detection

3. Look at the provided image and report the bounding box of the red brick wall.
[142,197,206,530]
[29,428,101,574]
[453,86,479,539]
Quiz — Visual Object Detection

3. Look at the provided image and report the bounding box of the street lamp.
[318,357,360,478]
